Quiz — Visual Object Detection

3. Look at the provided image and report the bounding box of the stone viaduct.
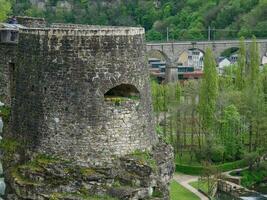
[146,39,267,63]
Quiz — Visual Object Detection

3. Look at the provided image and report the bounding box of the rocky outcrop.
[4,142,174,200]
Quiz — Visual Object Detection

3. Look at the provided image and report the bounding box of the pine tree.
[199,48,218,134]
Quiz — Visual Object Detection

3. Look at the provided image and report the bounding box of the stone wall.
[6,142,174,200]
[16,16,46,28]
[0,22,174,200]
[0,43,17,106]
[12,27,157,167]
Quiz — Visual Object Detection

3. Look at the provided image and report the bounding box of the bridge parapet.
[146,39,267,64]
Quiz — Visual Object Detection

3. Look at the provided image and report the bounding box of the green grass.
[170,180,200,200]
[235,168,267,188]
[190,180,209,195]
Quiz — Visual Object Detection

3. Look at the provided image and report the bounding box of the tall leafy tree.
[0,0,11,22]
[244,36,263,151]
[236,37,246,90]
[199,48,218,134]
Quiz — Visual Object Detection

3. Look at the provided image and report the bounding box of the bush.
[194,148,206,163]
[216,160,246,172]
[176,164,204,175]
[210,145,224,163]
[176,159,247,175]
[243,152,260,169]
[259,161,267,170]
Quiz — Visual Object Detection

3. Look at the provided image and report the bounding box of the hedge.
[176,159,247,175]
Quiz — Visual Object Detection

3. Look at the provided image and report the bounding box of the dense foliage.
[1,0,267,40]
[152,38,267,167]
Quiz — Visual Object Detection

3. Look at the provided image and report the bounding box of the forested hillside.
[1,0,267,41]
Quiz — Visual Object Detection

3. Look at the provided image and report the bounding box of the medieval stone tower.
[0,17,173,200]
[13,24,158,167]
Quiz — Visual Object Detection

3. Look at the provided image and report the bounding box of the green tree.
[199,48,218,134]
[219,105,243,161]
[244,36,264,152]
[236,37,246,90]
[0,0,11,22]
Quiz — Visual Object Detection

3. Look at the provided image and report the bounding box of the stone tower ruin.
[0,17,173,200]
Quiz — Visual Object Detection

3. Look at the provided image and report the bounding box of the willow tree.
[199,48,218,135]
[236,37,246,90]
[0,0,11,22]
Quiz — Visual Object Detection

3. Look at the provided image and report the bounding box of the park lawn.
[190,180,209,195]
[170,180,200,200]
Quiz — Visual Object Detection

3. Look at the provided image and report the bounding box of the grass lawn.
[190,180,209,195]
[170,180,200,200]
[230,168,267,187]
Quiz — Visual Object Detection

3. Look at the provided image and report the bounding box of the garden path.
[173,174,209,200]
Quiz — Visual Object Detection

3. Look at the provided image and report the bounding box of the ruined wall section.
[13,28,157,167]
[17,16,47,28]
[0,43,17,107]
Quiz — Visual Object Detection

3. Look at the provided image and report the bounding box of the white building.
[217,57,231,74]
[188,49,204,70]
[262,54,267,65]
[229,53,238,64]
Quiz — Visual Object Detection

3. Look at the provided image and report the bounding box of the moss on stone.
[11,166,41,186]
[0,138,22,164]
[152,188,164,198]
[50,192,118,200]
[0,105,11,122]
[19,162,43,173]
[80,167,97,176]
[130,149,157,172]
[112,180,121,188]
[0,138,20,153]
[35,154,62,166]
[104,96,140,106]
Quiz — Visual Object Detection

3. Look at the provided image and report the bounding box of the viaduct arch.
[146,39,267,64]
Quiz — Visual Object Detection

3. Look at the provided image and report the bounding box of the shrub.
[210,145,225,163]
[176,159,247,175]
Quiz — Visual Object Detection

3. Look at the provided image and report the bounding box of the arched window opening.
[104,84,140,101]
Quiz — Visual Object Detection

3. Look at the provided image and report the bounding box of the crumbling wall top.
[16,16,46,28]
[19,26,145,36]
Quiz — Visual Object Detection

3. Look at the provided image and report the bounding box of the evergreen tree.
[199,48,218,134]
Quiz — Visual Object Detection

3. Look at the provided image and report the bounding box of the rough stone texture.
[0,17,173,200]
[6,142,174,200]
[0,43,17,106]
[17,16,47,28]
[11,26,157,167]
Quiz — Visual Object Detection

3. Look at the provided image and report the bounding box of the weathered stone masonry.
[0,20,174,200]
[13,26,158,166]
